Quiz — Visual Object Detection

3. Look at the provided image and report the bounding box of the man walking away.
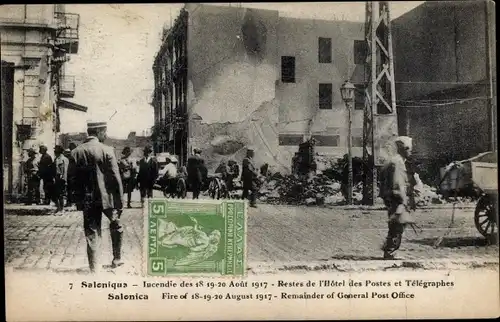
[379,136,417,260]
[187,148,204,199]
[54,145,69,213]
[25,148,40,205]
[71,121,124,274]
[242,148,260,208]
[119,147,136,208]
[137,146,158,207]
[38,145,54,205]
[65,143,77,207]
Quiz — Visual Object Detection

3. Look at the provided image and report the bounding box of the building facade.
[152,4,367,172]
[1,4,83,200]
[393,0,497,182]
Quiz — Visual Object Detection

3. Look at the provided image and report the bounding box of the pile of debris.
[414,183,476,206]
[258,151,367,206]
[414,184,445,206]
[254,148,478,207]
[256,171,475,207]
[258,172,352,206]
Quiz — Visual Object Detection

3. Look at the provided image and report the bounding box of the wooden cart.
[439,152,498,237]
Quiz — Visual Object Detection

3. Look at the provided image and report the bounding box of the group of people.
[157,147,264,208]
[24,143,77,212]
[25,117,420,274]
[187,148,263,207]
[117,145,162,208]
[61,120,265,273]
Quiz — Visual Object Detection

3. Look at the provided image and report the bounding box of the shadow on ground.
[408,236,493,248]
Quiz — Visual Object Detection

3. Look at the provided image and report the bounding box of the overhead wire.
[396,96,491,108]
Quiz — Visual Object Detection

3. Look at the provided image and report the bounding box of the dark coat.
[242,157,259,189]
[137,156,159,188]
[38,153,54,180]
[119,156,136,181]
[187,154,204,183]
[66,155,76,184]
[71,136,124,210]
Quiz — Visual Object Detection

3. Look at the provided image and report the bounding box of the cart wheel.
[474,195,497,237]
[177,178,187,199]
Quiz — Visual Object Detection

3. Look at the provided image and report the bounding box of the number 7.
[69,283,73,290]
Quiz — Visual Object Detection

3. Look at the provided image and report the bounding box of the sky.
[60,2,424,139]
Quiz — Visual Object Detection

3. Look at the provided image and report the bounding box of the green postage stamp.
[145,199,247,277]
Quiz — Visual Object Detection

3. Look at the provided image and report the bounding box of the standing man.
[25,148,40,205]
[379,136,417,260]
[187,148,204,199]
[71,121,124,273]
[241,148,260,208]
[53,145,69,213]
[137,146,158,207]
[119,147,136,208]
[38,145,54,205]
[65,143,77,207]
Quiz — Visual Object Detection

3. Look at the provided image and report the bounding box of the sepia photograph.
[2,2,498,320]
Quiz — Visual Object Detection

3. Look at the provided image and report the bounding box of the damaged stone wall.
[186,4,282,173]
[276,18,365,167]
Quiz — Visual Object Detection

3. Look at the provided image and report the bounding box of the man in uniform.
[119,146,136,208]
[38,145,54,205]
[241,148,260,208]
[25,148,40,205]
[187,148,205,199]
[379,136,417,259]
[137,146,158,207]
[53,145,69,213]
[71,121,124,273]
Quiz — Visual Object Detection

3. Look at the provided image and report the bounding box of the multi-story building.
[392,0,496,182]
[152,4,367,172]
[1,4,85,200]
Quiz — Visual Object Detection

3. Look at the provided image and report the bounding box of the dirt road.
[4,191,498,275]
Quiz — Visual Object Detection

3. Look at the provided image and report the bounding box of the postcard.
[2,2,499,321]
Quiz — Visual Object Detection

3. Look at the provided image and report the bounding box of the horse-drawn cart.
[439,151,498,238]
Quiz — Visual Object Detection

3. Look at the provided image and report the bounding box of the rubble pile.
[252,153,480,207]
[256,173,472,207]
[258,172,350,206]
[414,183,476,206]
[414,184,444,206]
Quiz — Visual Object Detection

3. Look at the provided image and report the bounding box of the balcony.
[59,75,75,98]
[54,12,80,54]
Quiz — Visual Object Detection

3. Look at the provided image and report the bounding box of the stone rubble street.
[4,191,498,276]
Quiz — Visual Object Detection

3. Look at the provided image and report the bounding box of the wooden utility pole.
[485,1,496,152]
[362,1,399,205]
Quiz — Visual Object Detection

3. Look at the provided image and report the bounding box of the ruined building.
[1,4,86,200]
[152,4,367,173]
[393,0,497,183]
